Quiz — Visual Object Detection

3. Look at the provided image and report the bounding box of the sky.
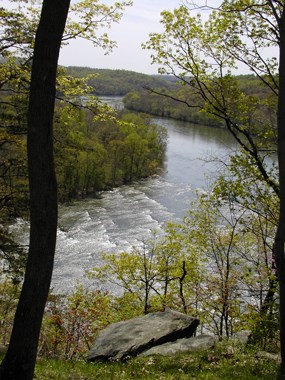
[59,0,220,74]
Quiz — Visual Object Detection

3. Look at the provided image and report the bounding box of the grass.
[33,344,279,380]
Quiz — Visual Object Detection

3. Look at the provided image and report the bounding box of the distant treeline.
[65,66,176,96]
[66,67,269,127]
[123,89,222,127]
[123,75,271,126]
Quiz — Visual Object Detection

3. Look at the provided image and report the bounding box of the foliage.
[143,3,279,197]
[0,0,134,212]
[39,287,115,360]
[54,108,167,201]
[88,226,203,316]
[0,92,29,220]
[123,87,221,126]
[0,280,20,347]
[1,86,166,209]
[0,0,133,61]
[185,191,278,341]
[123,74,270,126]
[0,278,124,361]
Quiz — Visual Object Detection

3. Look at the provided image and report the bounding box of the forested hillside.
[65,67,269,128]
[65,66,176,95]
[1,96,166,211]
[123,74,272,126]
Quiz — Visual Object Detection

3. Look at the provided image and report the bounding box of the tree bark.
[275,7,285,380]
[0,1,70,379]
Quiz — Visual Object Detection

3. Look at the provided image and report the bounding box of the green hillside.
[64,66,176,96]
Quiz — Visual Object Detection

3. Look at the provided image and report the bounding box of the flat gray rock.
[256,351,280,361]
[87,309,199,361]
[141,334,216,356]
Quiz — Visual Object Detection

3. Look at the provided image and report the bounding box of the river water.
[10,98,236,293]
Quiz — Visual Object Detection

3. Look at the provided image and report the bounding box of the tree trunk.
[179,260,187,314]
[0,1,70,379]
[275,7,285,380]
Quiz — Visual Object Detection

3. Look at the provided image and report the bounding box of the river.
[10,97,236,293]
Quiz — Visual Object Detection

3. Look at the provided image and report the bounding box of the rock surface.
[231,330,252,345]
[141,334,215,356]
[256,351,280,362]
[87,309,199,361]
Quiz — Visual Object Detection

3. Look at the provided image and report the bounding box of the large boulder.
[87,308,199,361]
[141,334,216,356]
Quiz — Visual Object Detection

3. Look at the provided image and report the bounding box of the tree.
[144,1,285,375]
[275,4,285,377]
[89,226,202,315]
[0,1,70,378]
[39,286,114,360]
[183,189,278,341]
[144,5,278,194]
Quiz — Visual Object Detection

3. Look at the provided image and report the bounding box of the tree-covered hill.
[64,66,176,96]
[64,67,271,127]
[123,74,274,126]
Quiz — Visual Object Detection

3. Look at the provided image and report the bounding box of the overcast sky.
[59,0,220,74]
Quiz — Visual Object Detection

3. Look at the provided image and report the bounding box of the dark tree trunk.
[275,7,285,380]
[260,274,277,317]
[179,260,187,314]
[0,1,70,379]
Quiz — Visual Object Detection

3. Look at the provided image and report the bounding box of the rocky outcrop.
[141,334,216,356]
[87,309,199,361]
